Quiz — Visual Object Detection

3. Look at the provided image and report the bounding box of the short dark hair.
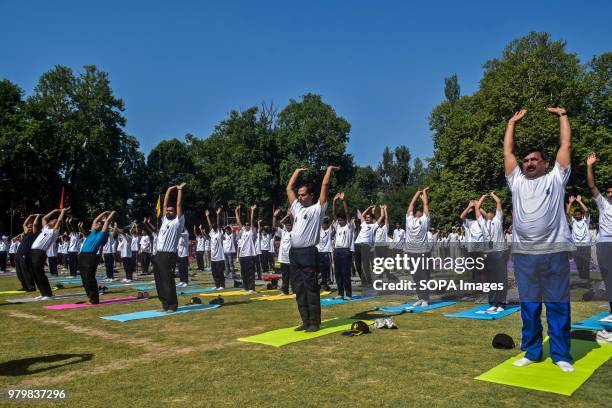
[337,213,347,221]
[322,216,330,224]
[574,209,583,215]
[605,184,612,191]
[522,146,549,162]
[298,183,314,195]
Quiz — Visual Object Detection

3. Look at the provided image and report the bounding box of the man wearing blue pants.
[503,106,575,372]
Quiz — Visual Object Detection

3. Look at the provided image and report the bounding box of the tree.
[444,74,460,103]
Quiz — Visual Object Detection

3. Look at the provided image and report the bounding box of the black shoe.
[305,325,320,333]
[294,323,308,331]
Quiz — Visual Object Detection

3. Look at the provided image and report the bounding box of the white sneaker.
[120,279,129,283]
[412,300,424,307]
[420,301,429,307]
[486,306,497,313]
[556,361,575,373]
[513,357,536,367]
[35,295,43,300]
[596,330,612,344]
[40,296,51,301]
[495,306,505,313]
[217,287,224,290]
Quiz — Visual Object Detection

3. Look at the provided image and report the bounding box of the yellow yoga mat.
[0,290,26,295]
[199,289,278,297]
[476,339,612,396]
[252,291,331,301]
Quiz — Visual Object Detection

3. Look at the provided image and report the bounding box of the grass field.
[0,263,611,407]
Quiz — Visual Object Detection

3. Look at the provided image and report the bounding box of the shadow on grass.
[0,354,93,376]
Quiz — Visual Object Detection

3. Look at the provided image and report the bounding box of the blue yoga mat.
[376,300,457,313]
[320,295,377,307]
[100,304,221,322]
[444,304,520,320]
[571,312,612,331]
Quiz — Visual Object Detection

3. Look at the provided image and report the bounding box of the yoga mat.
[133,286,217,294]
[476,339,612,396]
[253,291,332,302]
[43,296,147,310]
[105,282,154,288]
[571,312,612,331]
[6,292,87,303]
[444,304,520,320]
[199,289,277,297]
[0,290,26,295]
[237,318,373,347]
[100,304,221,322]
[376,300,457,313]
[320,295,377,307]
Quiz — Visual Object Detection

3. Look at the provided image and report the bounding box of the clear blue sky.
[1,1,610,166]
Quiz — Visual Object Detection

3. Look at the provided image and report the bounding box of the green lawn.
[0,264,610,407]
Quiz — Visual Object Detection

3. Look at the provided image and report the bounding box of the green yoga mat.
[476,339,612,396]
[237,318,372,348]
[0,290,26,295]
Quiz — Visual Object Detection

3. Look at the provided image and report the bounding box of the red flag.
[58,186,65,209]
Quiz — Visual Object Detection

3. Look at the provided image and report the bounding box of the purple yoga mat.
[43,296,147,310]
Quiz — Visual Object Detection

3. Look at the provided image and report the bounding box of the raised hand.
[205,209,210,217]
[547,107,566,116]
[490,191,501,202]
[509,109,527,123]
[576,195,582,203]
[339,192,345,200]
[569,195,576,203]
[250,204,257,211]
[216,208,222,215]
[273,208,281,217]
[327,165,341,172]
[586,152,597,166]
[177,182,187,190]
[333,193,341,201]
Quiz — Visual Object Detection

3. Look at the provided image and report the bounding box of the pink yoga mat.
[43,296,147,310]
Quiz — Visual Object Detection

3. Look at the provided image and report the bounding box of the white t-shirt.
[374,224,388,244]
[290,200,327,248]
[276,226,291,264]
[570,215,592,245]
[260,233,271,251]
[177,230,189,258]
[333,222,353,249]
[31,226,59,251]
[405,214,430,253]
[355,222,379,246]
[204,238,211,251]
[477,210,507,252]
[392,228,406,246]
[46,241,58,257]
[0,238,8,252]
[139,235,152,253]
[103,234,115,254]
[68,232,80,252]
[117,234,132,258]
[152,232,158,255]
[9,240,19,254]
[58,241,67,254]
[317,227,333,253]
[196,236,205,251]
[595,195,612,243]
[268,236,275,254]
[209,229,224,262]
[156,215,185,253]
[130,235,140,252]
[507,162,574,253]
[223,232,236,254]
[254,233,262,255]
[239,228,257,257]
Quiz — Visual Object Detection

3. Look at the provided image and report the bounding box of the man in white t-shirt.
[405,188,431,306]
[566,195,592,281]
[287,165,339,332]
[152,183,187,312]
[176,227,190,287]
[116,229,133,282]
[504,107,575,372]
[316,217,334,291]
[206,208,226,290]
[273,209,293,295]
[194,225,206,272]
[475,192,509,312]
[354,205,383,286]
[223,226,237,277]
[332,192,353,299]
[30,207,70,298]
[587,152,612,344]
[235,204,257,292]
[0,235,8,273]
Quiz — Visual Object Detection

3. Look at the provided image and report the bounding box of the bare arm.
[490,191,502,212]
[176,182,186,218]
[272,208,281,230]
[586,153,600,198]
[548,107,571,168]
[474,195,487,220]
[205,209,213,230]
[375,205,385,225]
[286,168,306,204]
[102,211,116,233]
[460,201,475,222]
[319,166,340,207]
[421,187,430,217]
[249,205,256,230]
[383,205,389,229]
[566,195,575,217]
[235,205,242,228]
[33,214,42,234]
[360,205,374,224]
[91,211,108,230]
[42,209,60,227]
[332,193,339,221]
[504,110,527,176]
[163,185,176,210]
[23,214,35,232]
[407,190,421,215]
[216,208,221,230]
[575,195,589,215]
[342,193,349,219]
